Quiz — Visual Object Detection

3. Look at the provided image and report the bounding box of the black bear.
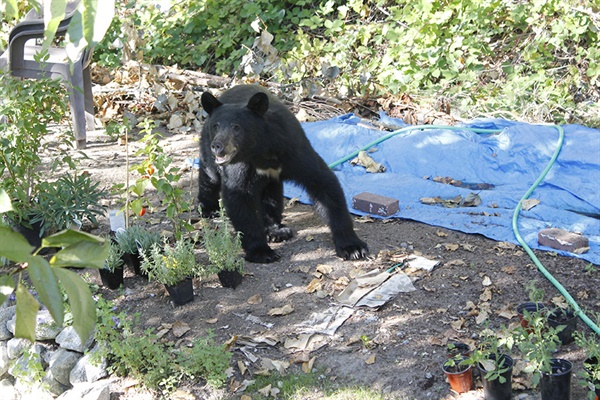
[198,85,368,263]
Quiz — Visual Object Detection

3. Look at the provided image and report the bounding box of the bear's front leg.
[198,165,221,218]
[262,177,294,243]
[221,177,280,263]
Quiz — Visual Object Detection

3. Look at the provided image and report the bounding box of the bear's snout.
[211,140,237,166]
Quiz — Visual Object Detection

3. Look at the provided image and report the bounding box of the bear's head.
[201,91,269,166]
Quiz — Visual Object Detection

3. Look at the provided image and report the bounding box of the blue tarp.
[284,114,600,265]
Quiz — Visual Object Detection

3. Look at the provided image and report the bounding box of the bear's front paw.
[245,246,281,263]
[336,239,369,261]
[266,224,294,243]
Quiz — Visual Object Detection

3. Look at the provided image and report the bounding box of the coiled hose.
[329,123,599,335]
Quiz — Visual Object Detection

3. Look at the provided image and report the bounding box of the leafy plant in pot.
[465,327,515,400]
[115,226,161,276]
[547,306,577,345]
[514,307,572,400]
[516,280,547,331]
[0,74,78,246]
[201,209,244,289]
[141,237,199,305]
[99,240,125,290]
[574,313,600,400]
[443,345,473,394]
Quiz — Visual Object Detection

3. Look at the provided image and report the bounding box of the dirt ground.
[65,125,597,400]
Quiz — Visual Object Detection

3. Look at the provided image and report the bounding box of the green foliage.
[0,195,109,343]
[465,326,514,383]
[94,296,231,394]
[114,225,161,255]
[141,238,199,286]
[29,173,107,236]
[104,239,124,272]
[129,119,194,239]
[0,74,73,227]
[201,207,244,275]
[95,0,599,126]
[513,308,565,387]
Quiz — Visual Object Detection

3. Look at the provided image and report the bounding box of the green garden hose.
[329,123,599,335]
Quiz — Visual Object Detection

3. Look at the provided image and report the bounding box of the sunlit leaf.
[42,0,67,52]
[0,0,19,21]
[0,189,13,212]
[42,229,106,248]
[27,257,64,326]
[15,280,39,342]
[0,275,16,306]
[0,227,34,262]
[50,240,109,269]
[54,267,95,343]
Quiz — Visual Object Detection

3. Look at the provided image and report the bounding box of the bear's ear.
[201,92,223,115]
[247,92,269,117]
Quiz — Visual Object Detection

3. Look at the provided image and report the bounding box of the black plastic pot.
[443,358,473,394]
[447,342,471,358]
[123,251,146,277]
[540,358,572,400]
[217,270,243,289]
[164,278,194,305]
[479,354,513,400]
[516,302,546,330]
[99,267,124,289]
[547,308,577,345]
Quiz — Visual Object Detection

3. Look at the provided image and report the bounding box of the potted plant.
[99,240,125,289]
[29,173,106,237]
[115,226,161,275]
[0,74,78,246]
[574,314,600,400]
[466,327,514,400]
[514,307,572,400]
[547,307,577,345]
[140,238,199,305]
[442,350,473,394]
[201,209,245,289]
[516,280,547,330]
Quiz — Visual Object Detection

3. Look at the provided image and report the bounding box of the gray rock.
[69,344,107,385]
[55,326,94,353]
[7,309,63,340]
[13,378,54,400]
[6,337,31,359]
[43,368,71,396]
[57,380,111,400]
[0,378,16,400]
[0,306,16,340]
[0,342,8,377]
[48,348,81,387]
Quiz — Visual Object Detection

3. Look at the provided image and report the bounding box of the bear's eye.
[232,124,241,132]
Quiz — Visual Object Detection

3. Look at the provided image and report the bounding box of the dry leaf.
[461,244,476,252]
[476,309,489,324]
[444,243,459,251]
[482,276,492,287]
[238,360,247,376]
[551,295,569,309]
[365,355,377,364]
[316,264,333,274]
[247,294,263,305]
[446,259,466,266]
[302,356,317,373]
[172,320,191,338]
[306,278,322,293]
[268,304,294,316]
[205,318,218,324]
[450,318,465,331]
[436,230,448,237]
[480,287,493,301]
[258,385,272,396]
[501,265,516,274]
[497,308,517,319]
[521,198,540,211]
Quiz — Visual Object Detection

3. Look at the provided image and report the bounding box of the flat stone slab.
[538,228,589,254]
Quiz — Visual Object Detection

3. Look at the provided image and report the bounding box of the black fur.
[198,85,368,263]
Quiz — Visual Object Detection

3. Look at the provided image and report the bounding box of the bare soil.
[72,127,597,400]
